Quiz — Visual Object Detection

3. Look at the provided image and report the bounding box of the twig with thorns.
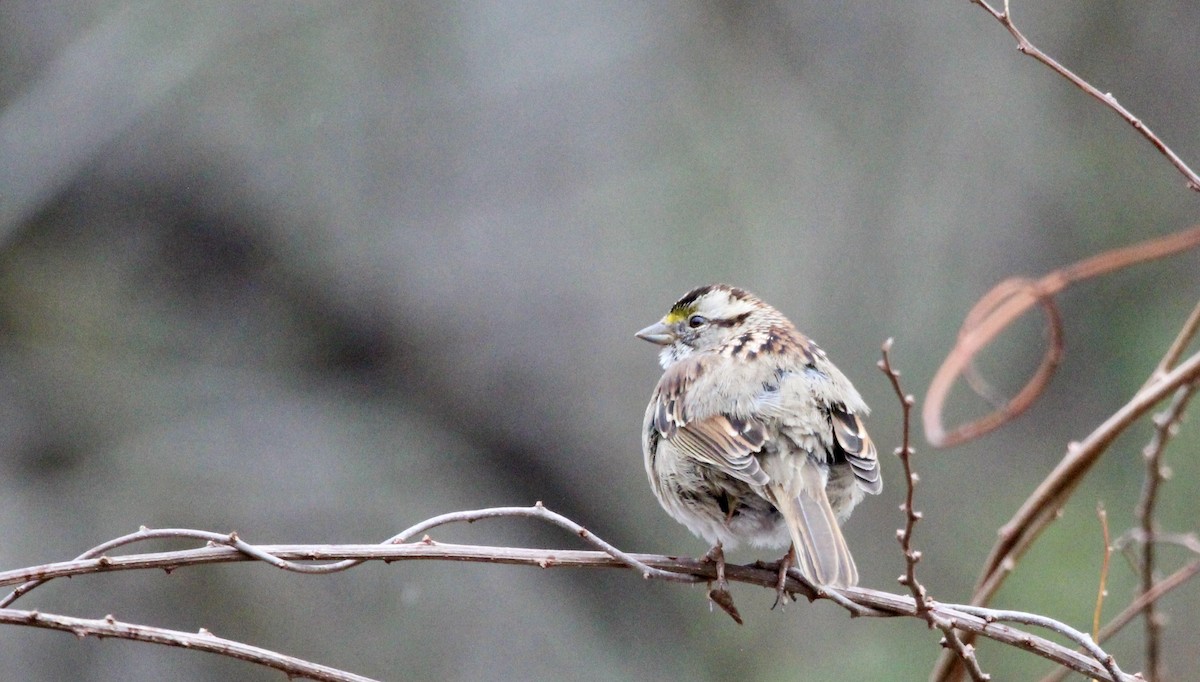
[880,338,991,681]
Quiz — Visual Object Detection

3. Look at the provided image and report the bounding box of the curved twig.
[924,227,1200,448]
[946,605,1134,682]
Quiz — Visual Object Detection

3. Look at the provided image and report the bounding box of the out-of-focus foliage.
[1,2,1197,680]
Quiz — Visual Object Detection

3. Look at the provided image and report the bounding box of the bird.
[637,284,880,596]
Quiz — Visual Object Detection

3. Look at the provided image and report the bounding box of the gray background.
[2,2,1198,680]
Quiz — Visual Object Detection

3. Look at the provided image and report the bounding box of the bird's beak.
[636,320,675,346]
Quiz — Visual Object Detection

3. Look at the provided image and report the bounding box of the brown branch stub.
[1093,502,1112,643]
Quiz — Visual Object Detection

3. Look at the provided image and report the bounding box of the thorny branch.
[880,339,990,681]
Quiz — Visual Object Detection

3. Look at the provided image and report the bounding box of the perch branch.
[0,510,1138,681]
[1,504,698,609]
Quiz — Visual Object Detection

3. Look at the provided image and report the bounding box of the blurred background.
[2,2,1198,680]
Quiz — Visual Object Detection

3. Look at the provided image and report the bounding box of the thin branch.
[974,350,1200,603]
[968,0,1200,191]
[1098,559,1200,644]
[0,504,698,609]
[1142,299,1200,390]
[934,350,1200,682]
[1133,384,1197,680]
[946,605,1136,682]
[385,503,700,583]
[0,608,376,682]
[880,339,990,681]
[1039,559,1200,682]
[938,358,1200,682]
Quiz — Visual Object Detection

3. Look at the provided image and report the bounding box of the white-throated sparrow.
[638,284,880,590]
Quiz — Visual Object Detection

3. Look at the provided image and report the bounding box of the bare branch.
[0,608,377,682]
[1142,299,1200,389]
[1133,384,1197,679]
[0,514,1138,682]
[972,350,1200,604]
[1039,558,1200,682]
[928,352,1200,681]
[928,13,1200,682]
[1,504,699,609]
[385,503,700,583]
[947,605,1137,682]
[968,0,1200,191]
[1093,503,1112,643]
[934,342,1200,682]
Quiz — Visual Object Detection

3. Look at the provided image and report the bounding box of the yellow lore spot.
[664,305,696,325]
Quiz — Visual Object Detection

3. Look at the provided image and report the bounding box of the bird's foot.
[765,550,798,610]
[701,543,742,624]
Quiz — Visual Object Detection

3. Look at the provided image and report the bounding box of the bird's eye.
[688,315,707,328]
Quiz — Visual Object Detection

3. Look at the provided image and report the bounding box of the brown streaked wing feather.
[650,356,771,486]
[671,415,770,486]
[830,406,881,495]
[651,356,706,438]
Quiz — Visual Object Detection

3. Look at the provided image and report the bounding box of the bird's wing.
[649,356,770,486]
[770,363,882,496]
[829,404,881,495]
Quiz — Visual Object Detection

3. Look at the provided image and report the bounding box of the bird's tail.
[768,477,858,588]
